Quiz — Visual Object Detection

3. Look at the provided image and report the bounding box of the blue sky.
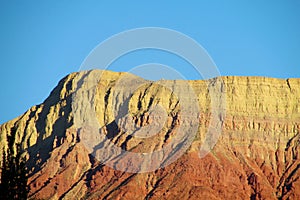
[0,1,299,124]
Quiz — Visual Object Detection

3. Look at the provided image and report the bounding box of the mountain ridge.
[0,70,299,199]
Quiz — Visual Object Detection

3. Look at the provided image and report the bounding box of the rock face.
[0,70,299,199]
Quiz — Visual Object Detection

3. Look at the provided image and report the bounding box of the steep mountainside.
[0,70,299,199]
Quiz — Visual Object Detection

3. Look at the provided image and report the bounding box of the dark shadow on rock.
[25,74,78,178]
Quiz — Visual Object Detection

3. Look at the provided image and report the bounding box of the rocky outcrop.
[0,70,299,199]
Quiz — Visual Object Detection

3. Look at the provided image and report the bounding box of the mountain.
[0,70,299,199]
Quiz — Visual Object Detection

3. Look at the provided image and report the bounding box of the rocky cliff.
[0,70,299,199]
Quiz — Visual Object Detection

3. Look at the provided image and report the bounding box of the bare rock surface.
[0,70,299,199]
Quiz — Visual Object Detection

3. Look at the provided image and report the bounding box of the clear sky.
[0,1,299,124]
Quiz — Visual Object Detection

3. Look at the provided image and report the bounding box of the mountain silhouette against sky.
[0,70,299,199]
